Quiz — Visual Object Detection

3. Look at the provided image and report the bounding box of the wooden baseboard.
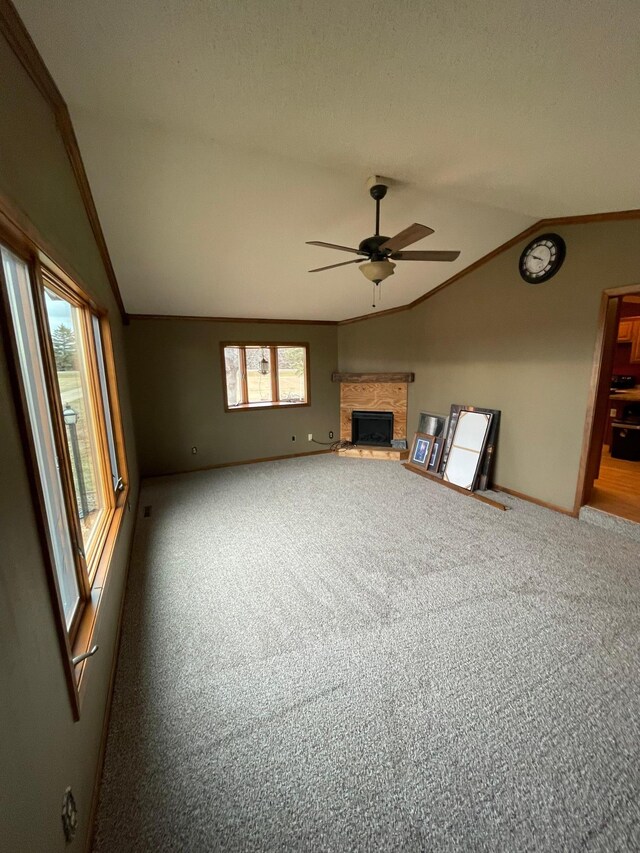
[144,448,332,479]
[84,487,141,853]
[493,484,578,517]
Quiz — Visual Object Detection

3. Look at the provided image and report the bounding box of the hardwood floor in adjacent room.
[589,447,640,523]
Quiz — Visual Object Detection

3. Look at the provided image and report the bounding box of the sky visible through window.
[44,289,106,551]
[45,290,72,330]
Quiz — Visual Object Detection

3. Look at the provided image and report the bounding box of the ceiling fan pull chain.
[372,282,376,308]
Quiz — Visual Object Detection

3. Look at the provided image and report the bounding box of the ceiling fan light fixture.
[359,259,396,283]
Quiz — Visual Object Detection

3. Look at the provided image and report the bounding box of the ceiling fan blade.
[306,241,363,255]
[379,224,434,252]
[391,250,461,262]
[308,259,365,273]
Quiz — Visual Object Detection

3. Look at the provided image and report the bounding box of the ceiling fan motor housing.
[358,234,391,258]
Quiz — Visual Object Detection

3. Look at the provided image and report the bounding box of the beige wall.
[126,318,340,476]
[339,219,640,510]
[0,34,138,853]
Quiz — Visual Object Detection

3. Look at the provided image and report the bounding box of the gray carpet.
[93,456,640,852]
[580,504,640,543]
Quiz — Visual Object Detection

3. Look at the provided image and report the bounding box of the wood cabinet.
[617,316,640,363]
[618,319,634,342]
[632,326,640,363]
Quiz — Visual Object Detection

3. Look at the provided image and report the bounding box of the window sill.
[71,486,130,713]
[225,400,309,412]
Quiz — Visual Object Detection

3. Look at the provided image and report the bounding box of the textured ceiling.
[14,0,640,319]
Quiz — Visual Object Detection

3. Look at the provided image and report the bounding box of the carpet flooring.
[93,456,640,852]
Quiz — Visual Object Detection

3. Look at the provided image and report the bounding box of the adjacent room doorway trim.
[574,282,640,514]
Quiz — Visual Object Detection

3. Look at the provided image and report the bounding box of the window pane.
[277,347,306,402]
[224,346,243,406]
[2,247,80,627]
[246,347,273,404]
[44,288,107,554]
[92,315,120,490]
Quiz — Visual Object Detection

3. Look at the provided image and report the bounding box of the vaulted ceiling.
[14,0,640,320]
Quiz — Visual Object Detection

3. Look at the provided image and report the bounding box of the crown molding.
[338,209,640,326]
[127,313,338,326]
[3,0,638,331]
[0,0,127,323]
[128,206,640,329]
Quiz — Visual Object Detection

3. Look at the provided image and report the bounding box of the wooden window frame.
[39,267,117,582]
[0,211,129,720]
[220,342,311,412]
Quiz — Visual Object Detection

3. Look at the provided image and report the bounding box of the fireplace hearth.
[351,410,394,446]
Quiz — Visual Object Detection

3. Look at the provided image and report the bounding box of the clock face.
[519,233,566,283]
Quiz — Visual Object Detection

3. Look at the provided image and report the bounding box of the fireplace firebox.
[351,410,394,446]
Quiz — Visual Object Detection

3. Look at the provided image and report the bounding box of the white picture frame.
[442,410,493,490]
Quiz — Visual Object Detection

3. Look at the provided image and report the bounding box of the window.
[1,241,128,692]
[222,343,309,411]
[3,248,81,629]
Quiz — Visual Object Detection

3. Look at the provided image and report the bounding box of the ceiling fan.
[306,176,460,307]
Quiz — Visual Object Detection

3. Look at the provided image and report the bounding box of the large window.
[1,241,128,697]
[222,343,309,411]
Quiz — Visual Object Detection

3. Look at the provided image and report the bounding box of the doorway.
[578,287,640,523]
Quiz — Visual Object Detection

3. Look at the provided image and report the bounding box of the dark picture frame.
[440,404,465,472]
[409,431,436,470]
[427,436,445,473]
[417,412,449,473]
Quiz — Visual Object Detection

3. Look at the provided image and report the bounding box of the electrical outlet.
[329,431,334,439]
[308,433,313,441]
[191,446,197,454]
[291,435,296,441]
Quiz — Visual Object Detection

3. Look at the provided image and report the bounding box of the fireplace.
[351,410,394,446]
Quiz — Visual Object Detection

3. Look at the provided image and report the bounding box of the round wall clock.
[519,233,566,283]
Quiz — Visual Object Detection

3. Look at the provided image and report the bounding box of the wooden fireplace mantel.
[332,372,414,383]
